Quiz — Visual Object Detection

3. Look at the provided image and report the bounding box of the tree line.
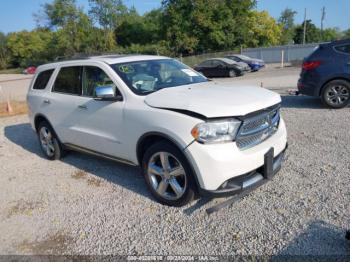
[0,0,349,69]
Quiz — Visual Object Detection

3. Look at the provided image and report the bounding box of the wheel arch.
[319,77,350,96]
[136,132,186,166]
[34,114,63,144]
[136,132,201,191]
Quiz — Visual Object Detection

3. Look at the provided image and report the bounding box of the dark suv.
[298,39,350,108]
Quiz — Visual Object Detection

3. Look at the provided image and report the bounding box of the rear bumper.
[297,79,320,97]
[199,144,287,197]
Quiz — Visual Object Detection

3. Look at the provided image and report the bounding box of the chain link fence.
[178,43,322,67]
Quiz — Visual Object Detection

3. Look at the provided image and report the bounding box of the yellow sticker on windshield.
[119,65,134,74]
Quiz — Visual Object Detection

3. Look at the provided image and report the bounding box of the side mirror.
[94,86,123,102]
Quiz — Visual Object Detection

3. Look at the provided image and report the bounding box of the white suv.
[27,55,287,206]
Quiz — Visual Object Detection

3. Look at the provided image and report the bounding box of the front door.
[70,66,127,160]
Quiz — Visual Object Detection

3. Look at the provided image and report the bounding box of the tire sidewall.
[321,80,350,109]
[142,142,196,207]
[37,121,63,160]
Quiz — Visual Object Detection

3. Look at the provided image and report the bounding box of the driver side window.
[82,66,120,97]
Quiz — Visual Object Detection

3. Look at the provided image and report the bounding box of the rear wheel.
[37,121,65,160]
[229,69,236,77]
[321,80,350,109]
[142,141,196,207]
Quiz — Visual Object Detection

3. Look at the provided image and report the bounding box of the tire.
[228,69,236,78]
[321,80,350,109]
[37,121,65,160]
[142,141,197,207]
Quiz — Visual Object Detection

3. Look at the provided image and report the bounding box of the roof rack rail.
[54,52,125,62]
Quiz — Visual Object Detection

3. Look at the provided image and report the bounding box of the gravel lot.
[0,68,349,256]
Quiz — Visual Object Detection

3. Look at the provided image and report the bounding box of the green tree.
[116,7,164,47]
[6,30,55,67]
[0,32,9,69]
[294,20,321,44]
[36,0,105,56]
[246,11,282,47]
[322,27,342,42]
[278,8,297,45]
[162,0,256,55]
[343,29,350,39]
[88,0,127,50]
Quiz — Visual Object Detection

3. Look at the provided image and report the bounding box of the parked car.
[27,55,287,207]
[194,58,246,77]
[23,66,37,75]
[226,54,265,72]
[298,39,350,109]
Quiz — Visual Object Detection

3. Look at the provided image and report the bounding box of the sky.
[0,0,349,34]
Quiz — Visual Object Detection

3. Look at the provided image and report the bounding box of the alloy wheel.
[325,85,350,106]
[147,152,187,201]
[39,126,55,157]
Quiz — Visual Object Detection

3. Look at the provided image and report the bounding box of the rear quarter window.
[334,44,350,54]
[33,69,54,90]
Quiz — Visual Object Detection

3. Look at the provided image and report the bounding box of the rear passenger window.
[335,44,350,54]
[53,66,82,95]
[33,69,54,90]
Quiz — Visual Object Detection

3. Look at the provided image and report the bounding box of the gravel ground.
[0,84,349,255]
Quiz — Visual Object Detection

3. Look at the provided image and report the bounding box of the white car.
[27,55,287,207]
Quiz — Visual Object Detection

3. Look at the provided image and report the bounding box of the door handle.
[78,105,87,110]
[43,99,50,104]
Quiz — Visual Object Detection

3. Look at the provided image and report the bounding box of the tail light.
[302,61,322,70]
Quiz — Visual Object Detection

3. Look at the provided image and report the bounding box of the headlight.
[191,119,241,143]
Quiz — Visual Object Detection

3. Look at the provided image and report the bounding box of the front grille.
[236,105,280,150]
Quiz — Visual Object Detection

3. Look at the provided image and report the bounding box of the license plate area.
[263,148,283,179]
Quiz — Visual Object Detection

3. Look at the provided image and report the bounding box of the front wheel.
[142,141,196,207]
[321,80,350,109]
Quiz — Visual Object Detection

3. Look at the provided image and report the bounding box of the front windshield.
[110,59,208,95]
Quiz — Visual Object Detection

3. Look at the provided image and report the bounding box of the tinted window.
[33,69,54,90]
[53,66,82,95]
[199,60,212,67]
[335,44,350,54]
[82,66,120,97]
[212,60,224,66]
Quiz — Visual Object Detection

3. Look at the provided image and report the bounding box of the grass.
[0,101,28,117]
[0,68,23,74]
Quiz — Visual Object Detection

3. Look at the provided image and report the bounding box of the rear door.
[44,66,84,144]
[211,60,227,77]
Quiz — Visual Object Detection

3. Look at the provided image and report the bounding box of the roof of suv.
[37,54,169,71]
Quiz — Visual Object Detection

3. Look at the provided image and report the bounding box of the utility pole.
[321,6,326,40]
[303,8,307,45]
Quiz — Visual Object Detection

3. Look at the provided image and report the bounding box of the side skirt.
[64,143,137,167]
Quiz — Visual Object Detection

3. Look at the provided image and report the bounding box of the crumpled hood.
[144,82,281,118]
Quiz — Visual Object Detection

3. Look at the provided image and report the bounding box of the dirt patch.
[87,177,102,187]
[6,200,44,218]
[17,233,73,255]
[71,170,88,180]
[72,170,102,187]
[0,101,28,117]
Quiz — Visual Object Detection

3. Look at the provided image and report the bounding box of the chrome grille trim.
[236,105,280,150]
